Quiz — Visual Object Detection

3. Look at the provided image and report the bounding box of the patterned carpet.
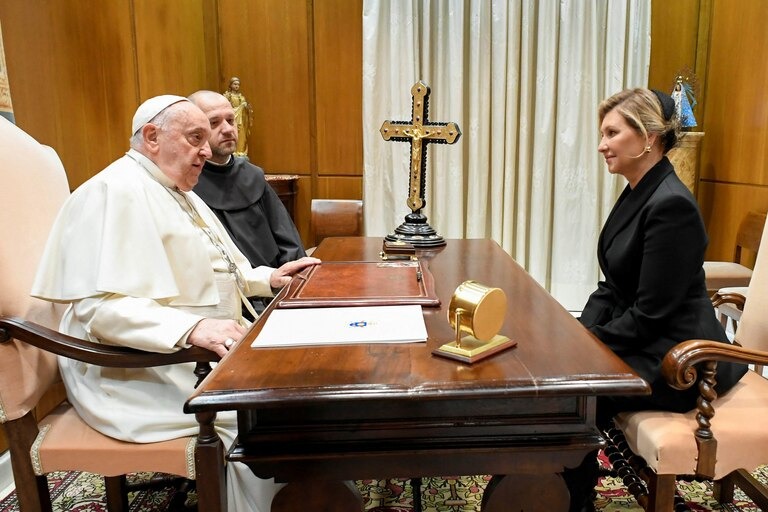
[1,464,766,511]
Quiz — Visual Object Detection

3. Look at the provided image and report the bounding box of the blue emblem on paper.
[349,321,368,328]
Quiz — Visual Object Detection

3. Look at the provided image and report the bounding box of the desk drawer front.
[238,396,596,451]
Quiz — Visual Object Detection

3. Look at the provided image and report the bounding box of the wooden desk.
[186,238,649,511]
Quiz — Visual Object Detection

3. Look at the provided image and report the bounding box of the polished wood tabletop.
[186,237,649,511]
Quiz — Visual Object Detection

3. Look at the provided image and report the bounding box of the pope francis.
[31,95,320,511]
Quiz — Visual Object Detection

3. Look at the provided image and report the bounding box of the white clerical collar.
[126,149,176,189]
[206,155,234,168]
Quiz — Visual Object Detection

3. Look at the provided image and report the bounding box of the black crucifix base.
[385,212,446,248]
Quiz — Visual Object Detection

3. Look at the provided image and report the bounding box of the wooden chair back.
[310,199,364,247]
[733,210,767,264]
[704,211,767,296]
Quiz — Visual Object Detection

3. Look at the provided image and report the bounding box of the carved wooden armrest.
[711,292,747,310]
[662,339,767,390]
[0,315,220,386]
[661,339,767,478]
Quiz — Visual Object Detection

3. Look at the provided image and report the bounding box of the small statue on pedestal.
[223,76,252,156]
[671,71,698,129]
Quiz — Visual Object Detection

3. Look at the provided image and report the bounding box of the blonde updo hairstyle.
[598,88,680,154]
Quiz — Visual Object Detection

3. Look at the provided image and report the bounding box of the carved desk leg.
[195,411,226,512]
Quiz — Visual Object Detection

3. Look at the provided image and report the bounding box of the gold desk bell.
[433,280,517,363]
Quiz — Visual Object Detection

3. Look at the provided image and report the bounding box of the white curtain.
[362,0,650,310]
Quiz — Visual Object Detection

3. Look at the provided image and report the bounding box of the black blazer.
[580,157,746,412]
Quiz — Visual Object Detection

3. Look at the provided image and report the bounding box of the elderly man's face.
[154,103,212,191]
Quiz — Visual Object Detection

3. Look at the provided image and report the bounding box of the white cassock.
[31,149,282,512]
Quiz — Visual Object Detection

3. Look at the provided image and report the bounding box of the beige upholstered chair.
[0,118,225,512]
[310,199,364,247]
[605,217,768,511]
[703,210,766,297]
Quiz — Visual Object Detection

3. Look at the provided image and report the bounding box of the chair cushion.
[704,261,753,292]
[33,403,196,479]
[614,370,768,480]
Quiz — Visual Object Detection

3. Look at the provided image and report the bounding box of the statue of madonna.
[223,76,252,156]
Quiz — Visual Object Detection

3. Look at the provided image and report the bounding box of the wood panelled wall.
[0,0,362,248]
[4,1,762,259]
[650,0,768,262]
[0,4,764,271]
[698,0,768,261]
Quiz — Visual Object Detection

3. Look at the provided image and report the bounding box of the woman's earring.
[644,145,651,153]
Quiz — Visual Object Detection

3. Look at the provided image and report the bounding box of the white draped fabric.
[362,0,650,309]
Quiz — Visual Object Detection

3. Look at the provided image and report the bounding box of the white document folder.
[251,305,428,348]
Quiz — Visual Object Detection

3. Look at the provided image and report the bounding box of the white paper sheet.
[251,305,428,348]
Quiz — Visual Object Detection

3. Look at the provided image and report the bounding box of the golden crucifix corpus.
[380,81,461,248]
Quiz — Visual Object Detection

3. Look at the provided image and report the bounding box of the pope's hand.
[188,318,246,357]
[270,256,321,289]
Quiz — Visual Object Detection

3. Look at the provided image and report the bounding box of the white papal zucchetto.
[131,95,190,135]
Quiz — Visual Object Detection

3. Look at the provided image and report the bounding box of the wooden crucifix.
[380,81,461,248]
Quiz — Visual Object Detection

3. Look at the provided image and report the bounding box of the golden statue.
[223,76,252,156]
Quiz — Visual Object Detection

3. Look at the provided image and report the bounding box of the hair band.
[651,89,675,122]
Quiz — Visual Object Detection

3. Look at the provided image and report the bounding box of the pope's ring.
[224,337,235,348]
